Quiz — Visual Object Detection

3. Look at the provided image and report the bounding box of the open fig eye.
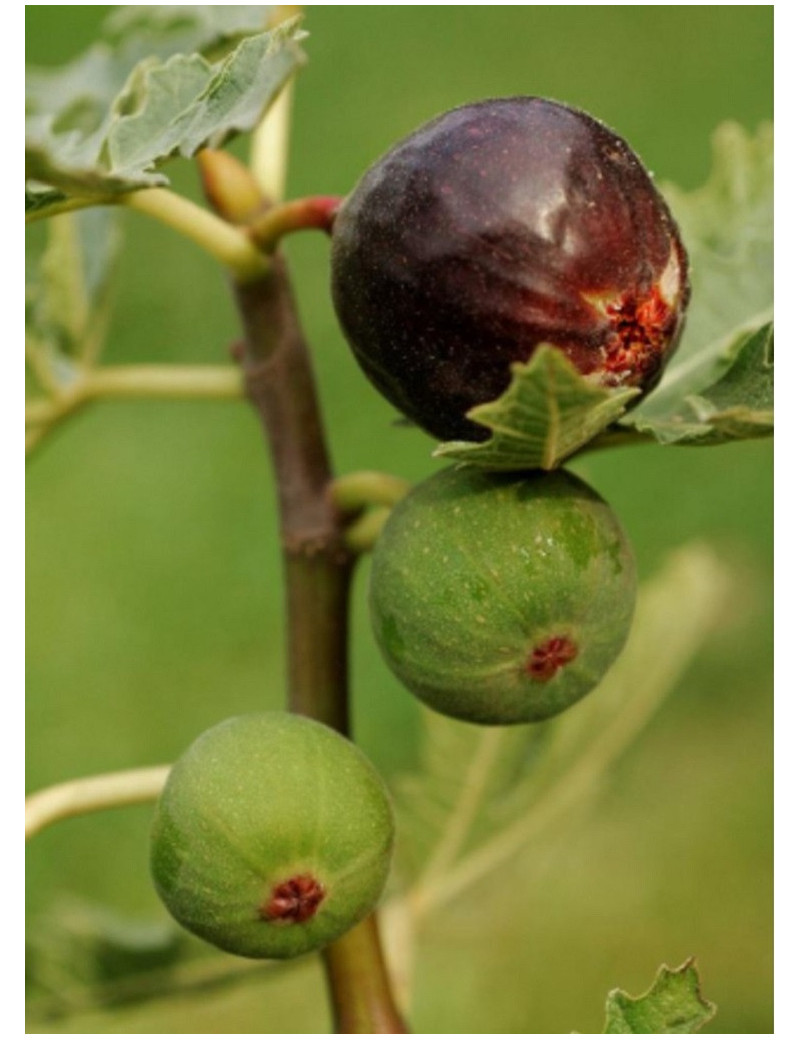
[331,96,689,441]
[150,713,394,959]
[369,466,636,725]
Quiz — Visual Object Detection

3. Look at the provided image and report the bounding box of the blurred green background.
[26,6,773,1033]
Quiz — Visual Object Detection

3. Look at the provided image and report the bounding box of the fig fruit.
[369,466,636,725]
[150,713,394,959]
[331,96,689,441]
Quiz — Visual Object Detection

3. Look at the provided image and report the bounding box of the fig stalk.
[248,195,343,252]
[324,916,409,1034]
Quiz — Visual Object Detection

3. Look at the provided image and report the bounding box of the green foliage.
[603,960,716,1033]
[435,347,639,470]
[631,323,774,445]
[26,9,304,216]
[434,123,773,469]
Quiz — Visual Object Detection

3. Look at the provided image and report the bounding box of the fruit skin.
[331,96,689,441]
[369,466,636,725]
[150,713,394,960]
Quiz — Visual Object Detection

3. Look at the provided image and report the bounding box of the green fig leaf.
[622,122,773,444]
[627,322,773,445]
[102,6,282,51]
[603,959,716,1033]
[434,346,639,471]
[25,15,305,217]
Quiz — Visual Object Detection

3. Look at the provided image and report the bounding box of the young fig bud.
[150,713,394,959]
[331,97,689,441]
[369,466,636,725]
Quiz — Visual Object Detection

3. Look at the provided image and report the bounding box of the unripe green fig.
[369,467,636,725]
[150,713,394,960]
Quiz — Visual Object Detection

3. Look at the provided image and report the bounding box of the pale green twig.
[122,189,269,283]
[26,766,170,841]
[85,364,243,401]
[26,365,244,457]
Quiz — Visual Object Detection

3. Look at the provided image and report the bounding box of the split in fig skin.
[150,713,394,959]
[369,466,637,725]
[331,97,690,441]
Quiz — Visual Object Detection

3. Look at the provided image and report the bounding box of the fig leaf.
[26,14,305,217]
[625,321,773,445]
[603,959,716,1033]
[434,346,639,471]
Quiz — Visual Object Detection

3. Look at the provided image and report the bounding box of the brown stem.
[230,259,408,1032]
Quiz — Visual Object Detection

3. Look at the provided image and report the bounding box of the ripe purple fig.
[331,97,689,441]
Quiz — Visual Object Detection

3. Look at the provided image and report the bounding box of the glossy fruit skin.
[369,466,636,725]
[331,97,689,441]
[150,713,394,959]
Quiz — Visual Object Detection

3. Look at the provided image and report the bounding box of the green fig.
[150,713,394,959]
[369,466,636,725]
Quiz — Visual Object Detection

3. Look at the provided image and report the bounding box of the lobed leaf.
[628,322,773,445]
[25,12,305,217]
[434,346,639,471]
[603,959,716,1033]
[102,7,281,52]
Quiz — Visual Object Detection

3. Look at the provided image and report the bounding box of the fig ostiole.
[150,713,394,960]
[369,466,636,725]
[331,96,689,441]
